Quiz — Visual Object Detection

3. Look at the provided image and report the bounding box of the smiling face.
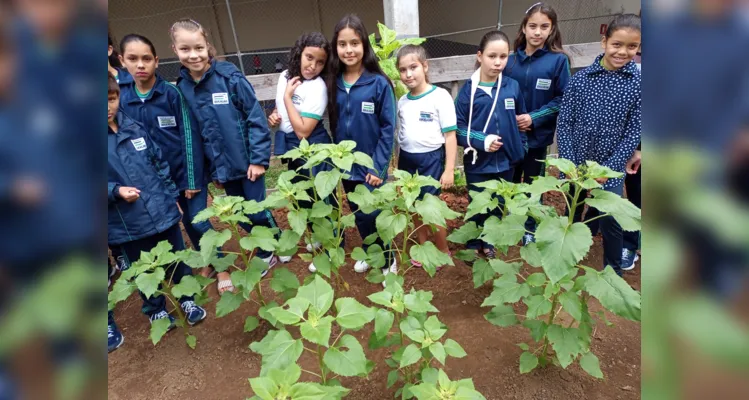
[336,27,364,70]
[523,11,553,51]
[477,39,509,80]
[398,54,427,90]
[300,46,327,80]
[121,41,158,85]
[602,28,642,70]
[172,28,211,78]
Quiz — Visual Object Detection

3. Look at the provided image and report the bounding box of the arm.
[371,81,396,180]
[170,87,205,191]
[455,84,499,152]
[602,95,641,173]
[108,182,120,203]
[146,133,179,199]
[233,75,272,168]
[528,57,571,128]
[556,76,578,162]
[283,77,323,139]
[516,89,529,151]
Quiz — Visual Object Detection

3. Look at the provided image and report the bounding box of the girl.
[267,32,331,266]
[395,44,456,264]
[557,13,641,276]
[455,30,527,260]
[117,34,230,291]
[328,14,397,276]
[108,31,132,85]
[170,18,288,289]
[505,2,570,246]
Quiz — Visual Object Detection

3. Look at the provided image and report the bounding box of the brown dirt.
[108,192,641,400]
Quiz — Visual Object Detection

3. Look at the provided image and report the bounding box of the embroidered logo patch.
[212,92,229,105]
[291,94,302,106]
[536,78,552,90]
[419,111,434,122]
[131,137,147,151]
[504,98,515,110]
[361,102,375,114]
[157,116,177,128]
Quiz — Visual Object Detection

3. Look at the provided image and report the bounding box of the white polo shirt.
[275,70,327,133]
[397,85,457,153]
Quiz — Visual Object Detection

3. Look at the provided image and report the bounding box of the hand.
[488,137,503,152]
[184,189,201,199]
[516,114,532,130]
[365,173,383,187]
[595,177,608,184]
[284,77,302,99]
[626,150,641,174]
[267,109,282,128]
[118,186,141,203]
[248,164,266,181]
[212,180,224,190]
[12,177,45,205]
[440,169,454,189]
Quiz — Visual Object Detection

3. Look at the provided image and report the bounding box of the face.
[477,39,509,79]
[121,41,158,83]
[108,45,113,58]
[300,46,327,80]
[172,29,211,76]
[602,28,642,69]
[398,54,427,89]
[336,27,364,68]
[523,12,553,49]
[108,92,120,124]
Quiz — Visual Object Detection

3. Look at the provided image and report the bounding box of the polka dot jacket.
[557,54,641,189]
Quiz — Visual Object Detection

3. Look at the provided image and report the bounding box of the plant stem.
[568,185,582,226]
[163,282,188,336]
[317,344,327,384]
[540,292,560,364]
[231,223,266,305]
[581,212,612,226]
[302,369,322,379]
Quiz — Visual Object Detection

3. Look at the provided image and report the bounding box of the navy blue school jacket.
[108,112,181,245]
[177,60,271,183]
[456,75,527,175]
[115,67,133,85]
[333,71,396,181]
[119,75,205,192]
[505,46,570,149]
[557,54,641,189]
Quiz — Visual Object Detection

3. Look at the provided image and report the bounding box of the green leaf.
[314,169,343,199]
[240,226,279,252]
[471,259,494,288]
[249,375,277,400]
[258,301,280,326]
[231,265,263,297]
[287,209,309,236]
[270,267,299,301]
[546,158,578,177]
[300,315,334,347]
[335,297,375,330]
[199,229,232,262]
[244,316,260,333]
[289,381,349,399]
[489,259,522,275]
[524,295,552,319]
[387,370,399,388]
[347,185,378,214]
[429,342,447,365]
[454,249,478,263]
[367,290,393,308]
[410,242,454,277]
[331,153,355,172]
[210,253,237,272]
[108,278,136,308]
[520,242,543,267]
[525,273,547,287]
[269,298,309,325]
[523,319,548,342]
[366,244,386,269]
[409,383,440,400]
[480,214,527,247]
[171,275,202,299]
[404,289,439,313]
[297,275,334,315]
[414,194,460,228]
[485,304,519,327]
[586,189,641,231]
[424,315,447,341]
[400,343,422,368]
[517,343,530,351]
[558,291,583,321]
[278,230,301,254]
[535,217,593,283]
[579,352,604,379]
[374,308,394,340]
[258,330,304,373]
[353,151,374,169]
[376,210,408,244]
[135,267,165,299]
[519,351,539,373]
[186,334,197,349]
[525,175,562,197]
[379,21,397,45]
[443,339,467,358]
[215,291,243,318]
[481,279,529,307]
[149,316,171,345]
[464,191,498,220]
[447,222,482,244]
[583,266,641,321]
[323,335,369,377]
[310,201,333,219]
[546,325,583,368]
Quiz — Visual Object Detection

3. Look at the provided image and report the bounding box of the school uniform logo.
[157,116,177,128]
[536,79,552,91]
[131,137,147,151]
[291,94,302,106]
[504,98,515,110]
[361,102,375,114]
[212,92,229,105]
[419,111,434,122]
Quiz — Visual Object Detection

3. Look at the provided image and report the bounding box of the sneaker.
[278,255,292,263]
[181,301,207,326]
[308,262,317,273]
[260,255,279,277]
[115,255,130,271]
[107,320,124,353]
[149,310,176,331]
[306,242,322,252]
[522,233,536,246]
[621,249,639,271]
[381,260,398,288]
[354,260,371,273]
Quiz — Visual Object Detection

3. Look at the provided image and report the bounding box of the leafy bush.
[369,22,426,99]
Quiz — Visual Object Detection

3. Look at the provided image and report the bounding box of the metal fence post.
[224,0,246,75]
[497,0,503,30]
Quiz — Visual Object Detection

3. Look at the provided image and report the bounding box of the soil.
[108,191,641,400]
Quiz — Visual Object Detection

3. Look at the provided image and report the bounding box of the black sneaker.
[180,301,207,326]
[115,255,130,272]
[149,310,176,331]
[108,320,125,353]
[621,249,639,271]
[522,233,536,246]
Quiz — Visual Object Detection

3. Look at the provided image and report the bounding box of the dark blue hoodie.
[456,70,527,175]
[119,75,205,192]
[333,71,396,181]
[505,46,570,149]
[177,60,271,183]
[108,112,180,245]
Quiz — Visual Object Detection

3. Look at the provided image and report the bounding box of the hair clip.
[526,2,543,14]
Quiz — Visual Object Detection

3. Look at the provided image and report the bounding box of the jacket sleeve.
[516,89,529,151]
[146,133,179,199]
[529,57,571,128]
[556,75,578,162]
[108,182,120,204]
[602,94,641,172]
[455,83,491,152]
[233,74,272,167]
[373,80,396,179]
[170,87,205,190]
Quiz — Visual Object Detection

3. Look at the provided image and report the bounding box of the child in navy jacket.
[557,14,642,275]
[456,30,527,259]
[506,2,570,244]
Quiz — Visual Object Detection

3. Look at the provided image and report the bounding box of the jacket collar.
[336,69,377,90]
[124,75,166,104]
[515,45,549,62]
[587,54,640,76]
[114,112,138,144]
[178,59,218,85]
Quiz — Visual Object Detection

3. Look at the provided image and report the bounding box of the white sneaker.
[260,255,278,277]
[306,242,322,252]
[354,260,371,273]
[278,255,292,263]
[381,260,398,288]
[308,263,317,273]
